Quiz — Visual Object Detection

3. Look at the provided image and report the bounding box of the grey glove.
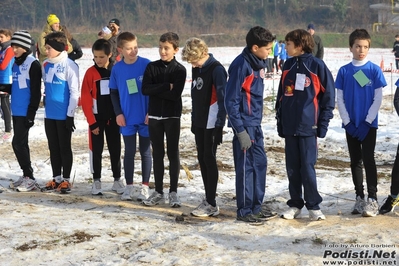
[236,130,252,150]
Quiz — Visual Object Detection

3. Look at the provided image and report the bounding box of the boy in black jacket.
[142,32,187,207]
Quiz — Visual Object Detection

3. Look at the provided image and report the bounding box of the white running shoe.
[121,185,134,201]
[280,207,301,220]
[137,184,149,201]
[112,180,125,194]
[16,177,37,192]
[168,191,181,208]
[191,199,219,217]
[10,176,24,188]
[91,180,102,195]
[143,191,165,206]
[362,198,379,217]
[351,196,366,214]
[309,209,326,221]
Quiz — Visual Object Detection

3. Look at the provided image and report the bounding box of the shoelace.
[45,180,56,189]
[392,197,399,207]
[56,182,71,191]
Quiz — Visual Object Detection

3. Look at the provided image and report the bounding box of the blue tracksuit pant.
[233,126,267,217]
[284,135,322,210]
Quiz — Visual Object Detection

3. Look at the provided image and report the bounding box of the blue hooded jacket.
[225,47,267,134]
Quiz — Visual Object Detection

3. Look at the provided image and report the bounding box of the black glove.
[24,118,34,128]
[212,127,223,145]
[66,116,76,132]
[191,124,195,135]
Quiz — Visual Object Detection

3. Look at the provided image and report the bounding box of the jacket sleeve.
[394,86,399,116]
[26,60,42,121]
[213,65,227,127]
[80,68,97,126]
[66,61,80,117]
[0,48,14,70]
[141,64,171,96]
[317,63,335,134]
[224,60,246,134]
[275,75,284,137]
[68,39,83,61]
[157,65,187,101]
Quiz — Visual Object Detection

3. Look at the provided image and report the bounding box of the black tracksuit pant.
[45,118,73,179]
[89,117,121,180]
[12,116,34,178]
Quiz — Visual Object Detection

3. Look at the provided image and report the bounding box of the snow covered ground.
[0,47,398,265]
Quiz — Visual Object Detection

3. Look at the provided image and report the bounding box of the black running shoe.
[237,214,263,225]
[254,210,278,221]
[379,195,399,214]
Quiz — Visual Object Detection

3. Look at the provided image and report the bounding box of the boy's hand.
[212,127,223,145]
[344,122,357,137]
[116,114,126,127]
[236,130,252,150]
[356,121,371,141]
[66,116,76,132]
[24,118,34,128]
[144,114,149,125]
[90,122,99,135]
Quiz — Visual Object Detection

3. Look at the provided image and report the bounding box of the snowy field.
[0,47,399,265]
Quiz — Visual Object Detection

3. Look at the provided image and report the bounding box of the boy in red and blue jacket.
[276,29,335,221]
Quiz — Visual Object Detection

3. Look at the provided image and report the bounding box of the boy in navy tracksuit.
[225,26,276,224]
[9,31,42,191]
[276,29,335,221]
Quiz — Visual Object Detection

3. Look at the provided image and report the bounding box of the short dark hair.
[92,39,112,55]
[246,26,274,49]
[285,29,314,54]
[159,32,180,49]
[116,31,137,48]
[349,29,371,48]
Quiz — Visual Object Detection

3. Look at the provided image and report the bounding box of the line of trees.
[0,0,385,35]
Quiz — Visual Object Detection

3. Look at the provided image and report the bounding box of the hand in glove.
[236,130,252,150]
[356,121,371,142]
[24,118,34,128]
[212,127,223,145]
[317,126,327,138]
[66,116,76,132]
[344,122,357,137]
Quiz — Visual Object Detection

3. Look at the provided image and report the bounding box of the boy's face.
[12,45,27,57]
[118,39,138,64]
[159,41,178,62]
[45,44,61,59]
[251,43,273,60]
[285,40,303,57]
[0,34,11,43]
[350,39,369,61]
[93,50,111,68]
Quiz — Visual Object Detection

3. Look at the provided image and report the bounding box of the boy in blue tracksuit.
[9,31,42,191]
[276,29,335,221]
[336,29,386,217]
[225,26,275,224]
[43,31,79,193]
